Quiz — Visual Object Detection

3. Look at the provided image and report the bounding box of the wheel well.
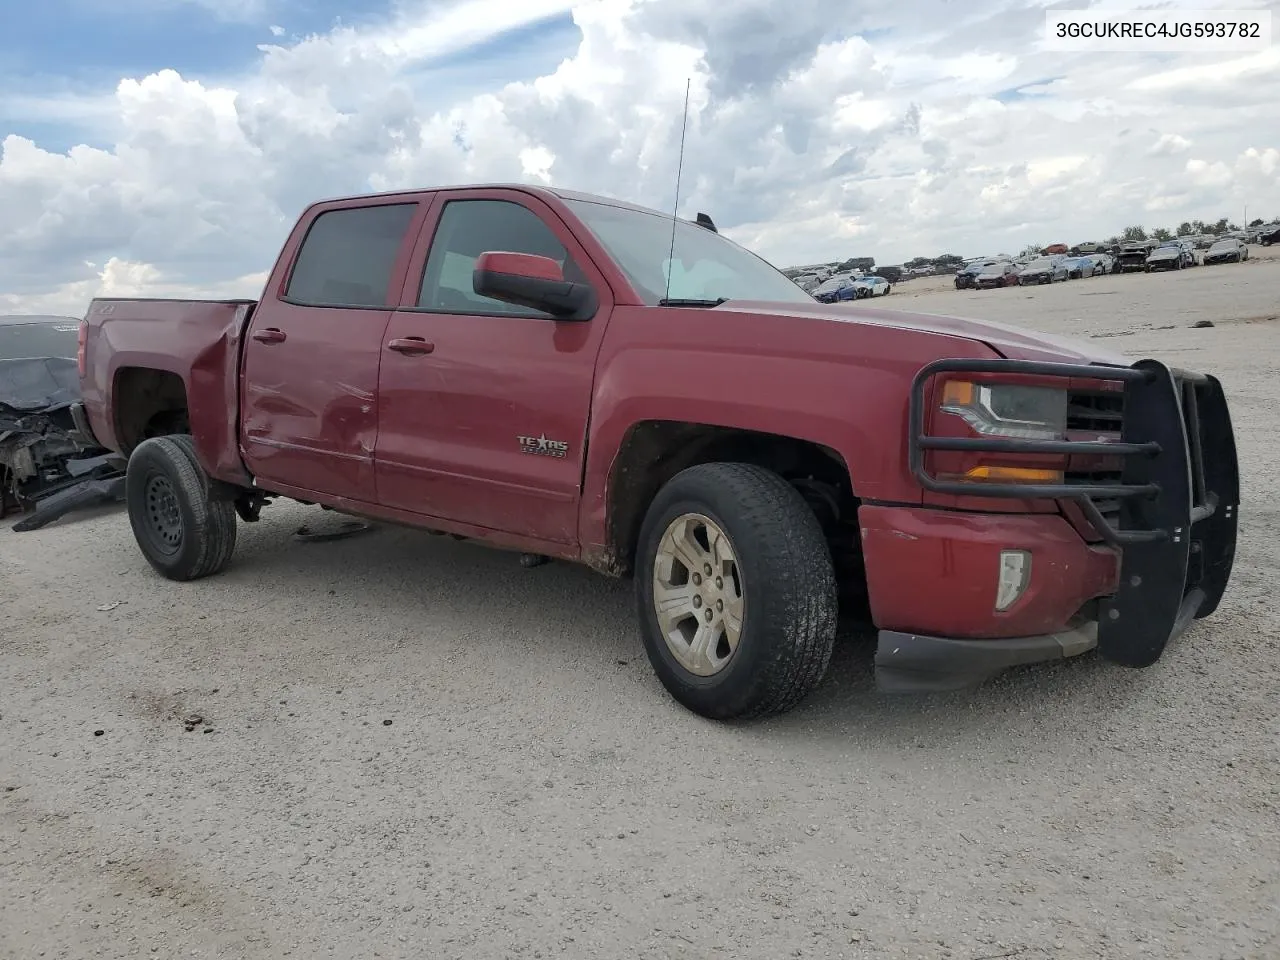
[606,422,864,598]
[114,368,191,454]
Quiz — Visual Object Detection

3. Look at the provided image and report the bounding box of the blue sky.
[0,0,580,150]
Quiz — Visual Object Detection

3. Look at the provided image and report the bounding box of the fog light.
[995,550,1031,612]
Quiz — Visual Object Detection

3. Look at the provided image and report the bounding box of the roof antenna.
[664,77,692,304]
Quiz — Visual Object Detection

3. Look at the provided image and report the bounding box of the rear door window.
[285,203,418,308]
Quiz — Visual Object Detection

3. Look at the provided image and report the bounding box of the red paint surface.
[859,505,1119,638]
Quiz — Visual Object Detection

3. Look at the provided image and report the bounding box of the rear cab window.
[285,203,419,308]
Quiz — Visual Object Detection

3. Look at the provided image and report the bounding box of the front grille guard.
[907,357,1239,668]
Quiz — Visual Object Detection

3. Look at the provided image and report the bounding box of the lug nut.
[716,599,723,611]
[704,609,714,622]
[704,563,713,576]
[692,573,702,585]
[693,595,702,608]
[715,577,723,589]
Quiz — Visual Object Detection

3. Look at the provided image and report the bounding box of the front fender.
[577,305,1000,551]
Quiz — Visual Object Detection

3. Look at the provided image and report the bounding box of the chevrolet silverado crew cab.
[76,184,1239,720]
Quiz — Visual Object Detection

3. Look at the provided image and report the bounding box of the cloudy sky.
[1,0,1277,314]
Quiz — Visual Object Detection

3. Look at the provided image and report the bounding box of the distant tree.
[1191,219,1207,233]
[1209,217,1230,234]
[1151,227,1174,241]
[1020,243,1043,258]
[1121,225,1148,241]
[1249,218,1264,227]
[1176,221,1193,236]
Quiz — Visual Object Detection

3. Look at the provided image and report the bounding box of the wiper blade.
[657,297,728,307]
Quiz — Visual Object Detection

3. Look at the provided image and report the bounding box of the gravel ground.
[3,252,1278,960]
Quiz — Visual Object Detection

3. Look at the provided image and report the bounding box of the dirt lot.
[3,251,1278,960]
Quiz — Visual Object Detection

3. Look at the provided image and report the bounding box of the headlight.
[940,381,1067,440]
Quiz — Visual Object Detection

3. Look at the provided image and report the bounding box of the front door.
[240,199,426,502]
[374,189,613,544]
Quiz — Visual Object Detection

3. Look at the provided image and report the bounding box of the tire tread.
[637,461,839,720]
[126,434,237,581]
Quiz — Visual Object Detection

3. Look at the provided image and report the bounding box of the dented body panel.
[80,298,255,485]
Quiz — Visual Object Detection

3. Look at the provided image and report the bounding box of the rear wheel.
[634,463,838,720]
[126,435,237,581]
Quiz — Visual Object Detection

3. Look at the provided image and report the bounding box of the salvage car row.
[957,237,1253,290]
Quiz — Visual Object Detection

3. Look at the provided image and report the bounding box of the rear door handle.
[387,336,435,356]
[252,328,287,344]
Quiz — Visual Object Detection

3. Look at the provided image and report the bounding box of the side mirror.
[472,252,597,320]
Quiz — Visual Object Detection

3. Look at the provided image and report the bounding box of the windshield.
[564,198,814,305]
[1208,240,1233,249]
[0,320,80,360]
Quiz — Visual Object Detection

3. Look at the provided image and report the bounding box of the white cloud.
[2,0,1279,314]
[1150,133,1191,156]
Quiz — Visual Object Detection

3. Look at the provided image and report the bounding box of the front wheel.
[126,435,238,581]
[634,463,838,720]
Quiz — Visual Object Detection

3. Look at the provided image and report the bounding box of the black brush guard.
[908,358,1239,668]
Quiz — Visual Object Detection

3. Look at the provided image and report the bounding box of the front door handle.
[252,327,287,344]
[387,336,435,356]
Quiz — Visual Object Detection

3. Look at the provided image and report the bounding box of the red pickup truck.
[76,184,1239,720]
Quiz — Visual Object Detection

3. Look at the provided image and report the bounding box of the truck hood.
[722,300,1129,365]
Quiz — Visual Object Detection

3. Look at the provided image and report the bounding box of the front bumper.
[882,356,1240,692]
[876,621,1098,693]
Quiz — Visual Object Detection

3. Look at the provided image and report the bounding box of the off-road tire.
[126,434,237,581]
[634,462,838,721]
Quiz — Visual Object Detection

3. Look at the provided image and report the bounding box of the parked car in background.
[1202,237,1249,265]
[793,273,822,293]
[974,261,1020,289]
[811,275,858,303]
[954,259,999,289]
[1041,243,1069,255]
[1146,241,1197,272]
[1,315,122,521]
[849,275,892,298]
[1017,256,1068,284]
[1092,252,1114,274]
[1116,240,1157,273]
[1062,256,1094,279]
[1258,225,1280,246]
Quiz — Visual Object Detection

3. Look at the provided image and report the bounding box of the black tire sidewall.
[126,438,211,579]
[634,467,832,719]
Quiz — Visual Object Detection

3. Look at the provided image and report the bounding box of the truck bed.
[79,298,257,485]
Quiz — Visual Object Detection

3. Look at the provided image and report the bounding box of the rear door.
[240,196,430,502]
[373,189,614,544]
